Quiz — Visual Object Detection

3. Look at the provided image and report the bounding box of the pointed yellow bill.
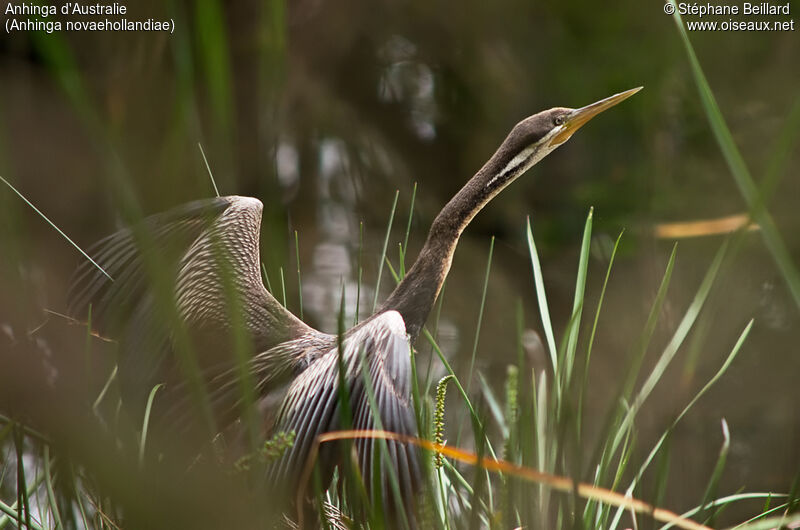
[548,86,643,146]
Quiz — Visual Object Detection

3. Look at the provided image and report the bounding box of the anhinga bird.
[68,87,640,522]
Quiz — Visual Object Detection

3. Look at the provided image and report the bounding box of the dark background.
[1,0,798,524]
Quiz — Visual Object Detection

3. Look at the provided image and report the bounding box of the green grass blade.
[526,217,559,395]
[606,241,727,510]
[261,263,273,293]
[423,281,448,397]
[623,243,678,401]
[43,446,64,529]
[578,230,622,432]
[421,328,499,463]
[384,256,399,285]
[197,142,221,197]
[403,182,417,259]
[631,239,728,414]
[355,221,364,326]
[466,237,494,394]
[478,372,507,437]
[668,1,800,308]
[372,190,400,312]
[760,95,800,203]
[13,428,31,530]
[534,370,550,522]
[398,242,406,280]
[357,351,411,529]
[279,266,287,307]
[728,500,792,529]
[0,499,45,530]
[564,208,593,389]
[730,513,800,530]
[588,243,676,497]
[698,418,731,526]
[92,365,118,415]
[71,467,89,529]
[611,240,728,474]
[657,492,789,530]
[139,383,164,465]
[295,230,303,319]
[609,319,752,529]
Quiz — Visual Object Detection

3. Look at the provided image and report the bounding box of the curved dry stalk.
[297,429,712,530]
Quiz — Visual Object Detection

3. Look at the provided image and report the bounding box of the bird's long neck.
[379,146,518,342]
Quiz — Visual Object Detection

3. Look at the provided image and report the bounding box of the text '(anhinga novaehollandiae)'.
[68,87,641,524]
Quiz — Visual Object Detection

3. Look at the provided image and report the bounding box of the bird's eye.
[554,115,565,126]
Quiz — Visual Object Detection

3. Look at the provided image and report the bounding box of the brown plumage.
[68,87,640,526]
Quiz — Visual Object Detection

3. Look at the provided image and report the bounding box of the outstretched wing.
[69,197,227,335]
[68,196,313,413]
[69,195,309,344]
[267,310,421,517]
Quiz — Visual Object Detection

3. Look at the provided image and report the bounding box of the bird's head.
[483,87,642,192]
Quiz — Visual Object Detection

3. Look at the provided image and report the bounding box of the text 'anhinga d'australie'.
[67,87,641,525]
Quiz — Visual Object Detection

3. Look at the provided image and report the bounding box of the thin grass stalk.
[356,351,411,530]
[728,500,791,529]
[261,263,273,293]
[398,243,406,280]
[372,190,400,312]
[306,429,714,530]
[651,433,673,524]
[84,304,94,384]
[577,230,623,438]
[333,286,367,518]
[0,500,45,530]
[403,182,418,261]
[662,492,789,530]
[477,373,507,438]
[534,370,550,524]
[608,319,753,528]
[423,281,448,396]
[421,329,499,463]
[355,221,364,326]
[295,230,303,319]
[466,236,494,395]
[526,217,561,402]
[760,96,800,202]
[279,266,287,307]
[628,240,729,422]
[43,446,64,529]
[563,208,593,391]
[698,419,731,526]
[467,414,489,530]
[138,384,164,465]
[621,243,678,400]
[731,512,800,530]
[586,243,678,510]
[92,365,118,417]
[0,175,113,281]
[668,1,800,308]
[14,428,31,530]
[197,142,221,197]
[71,469,90,529]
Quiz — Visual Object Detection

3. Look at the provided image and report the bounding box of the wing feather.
[68,196,314,422]
[267,311,421,519]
